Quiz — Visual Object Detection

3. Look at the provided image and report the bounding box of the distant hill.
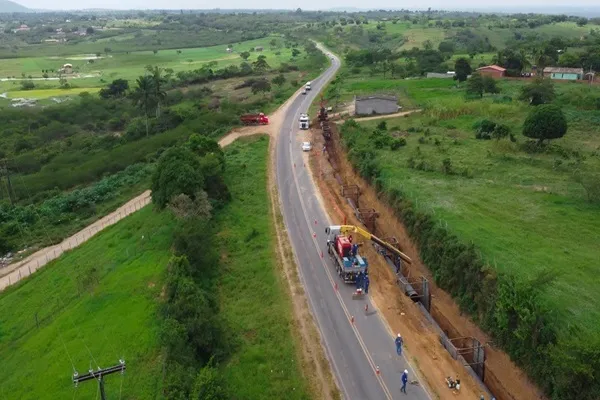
[0,0,30,13]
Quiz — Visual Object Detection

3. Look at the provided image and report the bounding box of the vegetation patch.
[0,207,175,399]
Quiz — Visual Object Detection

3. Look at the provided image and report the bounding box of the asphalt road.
[276,48,432,400]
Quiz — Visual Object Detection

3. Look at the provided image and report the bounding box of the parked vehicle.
[240,113,269,125]
[302,141,312,152]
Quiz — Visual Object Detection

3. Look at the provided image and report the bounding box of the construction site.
[306,100,544,400]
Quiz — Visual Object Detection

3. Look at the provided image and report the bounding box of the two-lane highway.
[276,48,432,399]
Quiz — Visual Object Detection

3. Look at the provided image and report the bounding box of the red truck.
[240,113,269,125]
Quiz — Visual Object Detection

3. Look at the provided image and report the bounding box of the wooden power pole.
[73,360,126,400]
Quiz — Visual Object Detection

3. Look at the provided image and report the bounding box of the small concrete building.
[476,65,506,78]
[354,95,399,116]
[543,67,584,81]
[254,46,263,52]
[61,63,73,74]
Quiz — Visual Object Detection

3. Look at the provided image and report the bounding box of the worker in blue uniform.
[395,333,403,355]
[356,271,362,290]
[401,369,408,394]
[364,274,370,294]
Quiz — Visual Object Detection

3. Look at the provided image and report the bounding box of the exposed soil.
[332,109,423,124]
[306,122,546,400]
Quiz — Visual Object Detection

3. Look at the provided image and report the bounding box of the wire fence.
[0,192,151,292]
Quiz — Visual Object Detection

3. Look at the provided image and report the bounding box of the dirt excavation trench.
[306,122,545,400]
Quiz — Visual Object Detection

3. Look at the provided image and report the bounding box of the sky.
[14,0,600,12]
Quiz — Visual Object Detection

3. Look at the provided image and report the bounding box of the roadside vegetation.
[0,135,311,399]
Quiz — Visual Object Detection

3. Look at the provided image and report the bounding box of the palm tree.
[131,75,155,137]
[145,65,167,117]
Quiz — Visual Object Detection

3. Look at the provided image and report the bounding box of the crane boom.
[335,225,412,264]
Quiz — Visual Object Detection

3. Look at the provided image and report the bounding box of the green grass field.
[0,36,297,94]
[0,207,175,399]
[215,135,310,399]
[344,78,600,337]
[5,87,100,99]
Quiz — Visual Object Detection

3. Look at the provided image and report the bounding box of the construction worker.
[356,272,362,290]
[395,334,403,355]
[401,369,408,394]
[364,274,370,294]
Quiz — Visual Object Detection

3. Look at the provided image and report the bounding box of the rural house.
[60,63,73,74]
[543,67,584,81]
[476,65,506,78]
[354,95,399,116]
[254,46,263,52]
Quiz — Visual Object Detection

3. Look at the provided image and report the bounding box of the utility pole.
[0,160,15,206]
[73,360,126,400]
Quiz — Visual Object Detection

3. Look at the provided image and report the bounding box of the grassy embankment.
[340,77,600,337]
[0,136,310,399]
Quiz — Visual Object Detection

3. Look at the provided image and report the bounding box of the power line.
[73,360,126,400]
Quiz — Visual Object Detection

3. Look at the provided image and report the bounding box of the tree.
[438,41,455,54]
[99,78,129,99]
[454,58,472,84]
[251,79,271,96]
[269,39,278,48]
[146,65,168,117]
[191,359,227,400]
[186,134,224,171]
[466,73,484,98]
[519,78,556,105]
[131,75,156,137]
[153,49,158,55]
[86,26,94,34]
[240,51,250,60]
[271,74,286,88]
[291,48,301,58]
[20,80,34,90]
[152,146,205,209]
[252,55,270,73]
[482,76,500,94]
[168,191,212,221]
[522,104,567,144]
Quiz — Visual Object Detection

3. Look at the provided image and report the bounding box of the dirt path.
[332,109,422,124]
[307,123,545,400]
[0,191,151,291]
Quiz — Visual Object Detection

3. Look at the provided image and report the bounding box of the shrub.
[441,158,453,174]
[522,104,568,143]
[390,138,407,150]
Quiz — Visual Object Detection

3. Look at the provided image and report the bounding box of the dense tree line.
[152,134,231,398]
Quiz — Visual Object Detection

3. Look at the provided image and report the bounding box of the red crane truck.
[240,113,269,125]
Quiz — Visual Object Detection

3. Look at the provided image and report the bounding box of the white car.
[302,88,307,95]
[302,142,312,152]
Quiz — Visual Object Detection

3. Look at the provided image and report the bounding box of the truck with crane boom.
[325,225,412,283]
